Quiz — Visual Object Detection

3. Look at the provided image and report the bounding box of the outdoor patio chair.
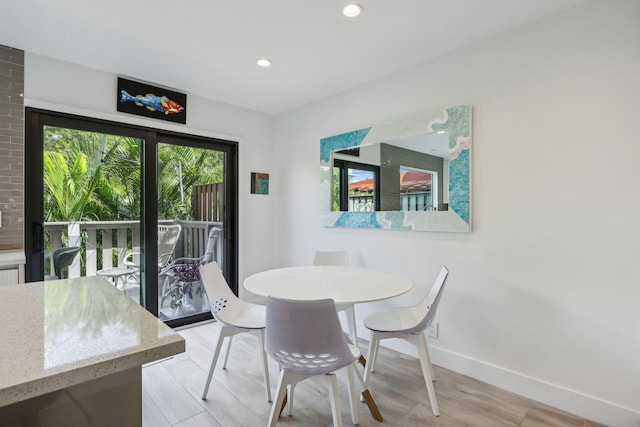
[48,246,80,280]
[124,224,182,270]
[159,227,220,308]
[122,223,182,289]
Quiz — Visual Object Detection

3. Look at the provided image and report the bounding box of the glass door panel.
[156,142,226,322]
[347,168,376,212]
[332,159,380,212]
[41,125,144,302]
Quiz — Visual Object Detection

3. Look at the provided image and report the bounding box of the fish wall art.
[117,77,187,124]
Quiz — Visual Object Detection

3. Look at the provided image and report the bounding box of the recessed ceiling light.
[257,58,272,67]
[343,3,362,17]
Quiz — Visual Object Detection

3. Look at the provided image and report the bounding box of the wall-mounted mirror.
[320,105,472,232]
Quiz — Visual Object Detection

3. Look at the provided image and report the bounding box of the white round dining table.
[243,265,412,304]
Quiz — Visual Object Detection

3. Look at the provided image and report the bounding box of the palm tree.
[94,135,143,220]
[157,144,224,220]
[44,126,225,223]
[44,127,143,222]
[43,150,102,221]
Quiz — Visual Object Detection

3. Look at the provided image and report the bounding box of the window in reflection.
[399,167,437,211]
[332,159,380,212]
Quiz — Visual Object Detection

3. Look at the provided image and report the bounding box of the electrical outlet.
[426,322,439,339]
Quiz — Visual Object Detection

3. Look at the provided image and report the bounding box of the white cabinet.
[0,250,26,285]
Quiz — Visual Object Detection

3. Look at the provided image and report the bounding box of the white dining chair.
[313,250,359,346]
[362,265,449,416]
[199,261,271,402]
[265,296,362,427]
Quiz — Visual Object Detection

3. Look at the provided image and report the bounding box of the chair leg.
[326,373,344,427]
[346,365,358,425]
[343,306,358,346]
[222,335,233,369]
[268,371,306,427]
[350,360,383,422]
[369,337,380,373]
[287,384,294,416]
[422,333,435,381]
[363,331,379,389]
[268,370,289,427]
[258,329,272,402]
[202,326,231,399]
[159,275,173,307]
[414,333,439,416]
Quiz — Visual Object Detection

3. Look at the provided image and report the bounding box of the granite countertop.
[0,276,185,407]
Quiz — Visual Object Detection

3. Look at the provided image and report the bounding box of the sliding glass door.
[25,109,238,327]
[156,137,233,322]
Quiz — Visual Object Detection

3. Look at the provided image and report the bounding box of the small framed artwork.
[251,172,269,195]
[117,77,187,124]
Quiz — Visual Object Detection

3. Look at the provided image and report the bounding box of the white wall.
[273,0,640,425]
[24,53,277,282]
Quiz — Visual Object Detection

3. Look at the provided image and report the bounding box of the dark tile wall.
[0,45,24,250]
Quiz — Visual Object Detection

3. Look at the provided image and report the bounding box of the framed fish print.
[117,77,187,124]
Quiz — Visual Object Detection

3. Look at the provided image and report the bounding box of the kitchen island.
[0,276,185,427]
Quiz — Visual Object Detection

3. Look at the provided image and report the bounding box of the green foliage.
[43,126,224,223]
[332,167,340,211]
[157,143,224,220]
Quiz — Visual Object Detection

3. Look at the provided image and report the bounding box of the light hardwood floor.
[142,321,604,427]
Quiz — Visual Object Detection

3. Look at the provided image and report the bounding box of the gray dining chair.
[362,265,449,416]
[199,261,271,403]
[265,296,361,427]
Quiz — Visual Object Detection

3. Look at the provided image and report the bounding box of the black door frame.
[25,108,238,327]
[333,159,380,211]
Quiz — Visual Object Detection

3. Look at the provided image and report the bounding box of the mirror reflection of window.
[332,159,380,212]
[349,168,375,212]
[399,167,437,211]
[321,105,471,231]
[378,136,448,212]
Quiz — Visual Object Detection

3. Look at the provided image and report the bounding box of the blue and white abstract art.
[320,105,472,232]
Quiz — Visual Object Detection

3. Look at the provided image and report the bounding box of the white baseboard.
[373,338,640,427]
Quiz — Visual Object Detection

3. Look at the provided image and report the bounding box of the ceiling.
[1,0,590,115]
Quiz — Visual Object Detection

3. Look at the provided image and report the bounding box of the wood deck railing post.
[68,222,81,278]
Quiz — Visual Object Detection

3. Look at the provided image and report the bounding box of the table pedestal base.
[0,367,142,427]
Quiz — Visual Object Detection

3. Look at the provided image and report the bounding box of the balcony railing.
[44,220,223,279]
[348,191,434,212]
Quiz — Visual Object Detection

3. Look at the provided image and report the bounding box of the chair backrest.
[53,246,80,279]
[199,261,237,320]
[200,227,221,265]
[313,250,350,266]
[158,224,182,267]
[409,265,449,334]
[265,296,357,375]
